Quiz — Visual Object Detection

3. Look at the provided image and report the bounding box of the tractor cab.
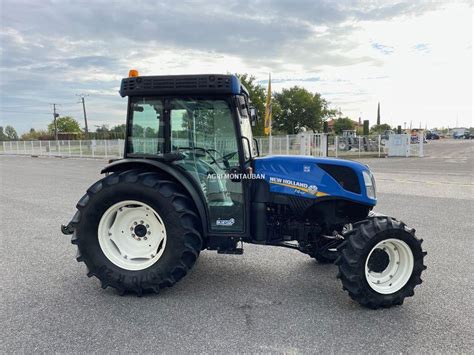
[120,72,257,234]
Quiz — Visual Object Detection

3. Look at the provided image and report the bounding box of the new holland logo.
[268,176,327,197]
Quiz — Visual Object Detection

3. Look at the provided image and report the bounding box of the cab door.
[169,97,245,233]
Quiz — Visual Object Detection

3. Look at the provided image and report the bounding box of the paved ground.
[1,139,473,353]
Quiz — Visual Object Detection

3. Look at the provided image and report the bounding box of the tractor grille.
[120,74,234,97]
[317,164,361,194]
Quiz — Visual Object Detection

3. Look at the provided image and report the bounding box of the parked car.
[426,131,440,140]
[453,132,465,139]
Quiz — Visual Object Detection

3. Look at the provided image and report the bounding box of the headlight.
[362,170,376,199]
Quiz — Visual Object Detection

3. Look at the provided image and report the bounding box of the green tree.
[95,124,110,139]
[48,116,82,134]
[0,126,8,141]
[273,86,333,134]
[236,73,266,136]
[20,128,51,140]
[5,125,18,140]
[332,117,355,134]
[370,123,392,134]
[110,124,127,138]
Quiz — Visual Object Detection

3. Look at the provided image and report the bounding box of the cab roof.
[120,74,246,97]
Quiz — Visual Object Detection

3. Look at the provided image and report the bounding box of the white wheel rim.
[365,238,414,294]
[98,200,167,271]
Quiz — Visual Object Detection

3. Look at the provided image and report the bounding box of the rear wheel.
[336,216,426,308]
[70,170,202,295]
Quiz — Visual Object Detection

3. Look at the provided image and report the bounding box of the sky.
[0,0,472,134]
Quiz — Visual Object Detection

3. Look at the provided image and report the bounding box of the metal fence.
[1,134,424,159]
[256,133,325,157]
[1,139,125,159]
[256,133,388,158]
[327,135,384,158]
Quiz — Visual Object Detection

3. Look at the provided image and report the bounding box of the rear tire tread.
[70,169,202,295]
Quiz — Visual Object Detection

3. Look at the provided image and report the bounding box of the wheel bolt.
[144,237,147,240]
[131,234,135,237]
[140,220,144,224]
[146,224,149,228]
[134,222,137,226]
[124,255,128,259]
[147,231,151,235]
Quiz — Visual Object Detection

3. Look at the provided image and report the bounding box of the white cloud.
[0,0,471,133]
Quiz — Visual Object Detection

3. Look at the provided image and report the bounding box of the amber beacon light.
[128,69,139,77]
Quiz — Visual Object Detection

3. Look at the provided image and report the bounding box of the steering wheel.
[207,149,238,169]
[175,147,222,167]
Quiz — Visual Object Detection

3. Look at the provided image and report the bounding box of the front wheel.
[336,216,426,309]
[70,170,202,295]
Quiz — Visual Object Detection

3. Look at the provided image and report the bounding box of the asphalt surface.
[1,139,473,353]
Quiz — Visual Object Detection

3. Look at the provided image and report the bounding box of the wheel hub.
[367,248,390,273]
[98,200,167,271]
[365,239,414,294]
[134,224,147,238]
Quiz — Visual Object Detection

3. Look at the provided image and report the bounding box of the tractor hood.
[253,155,376,206]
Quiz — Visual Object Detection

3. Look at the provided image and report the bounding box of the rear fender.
[101,159,208,239]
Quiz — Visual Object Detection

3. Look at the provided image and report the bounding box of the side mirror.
[249,107,258,127]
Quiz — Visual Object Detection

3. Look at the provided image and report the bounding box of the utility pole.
[77,94,89,139]
[377,102,380,126]
[51,103,59,141]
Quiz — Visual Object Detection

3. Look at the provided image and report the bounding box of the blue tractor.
[62,72,426,308]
